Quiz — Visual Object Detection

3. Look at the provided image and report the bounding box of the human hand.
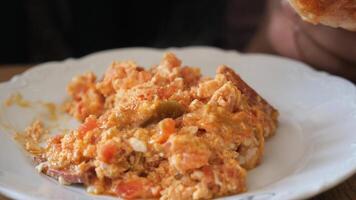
[267,0,356,81]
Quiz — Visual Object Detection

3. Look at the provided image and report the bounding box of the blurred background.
[0,0,265,64]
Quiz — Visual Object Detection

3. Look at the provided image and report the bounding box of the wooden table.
[0,65,355,200]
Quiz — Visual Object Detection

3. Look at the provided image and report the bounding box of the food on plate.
[16,53,278,199]
[288,0,356,31]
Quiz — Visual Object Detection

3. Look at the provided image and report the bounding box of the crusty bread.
[288,0,356,31]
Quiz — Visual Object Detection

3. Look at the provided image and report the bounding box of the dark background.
[0,0,265,64]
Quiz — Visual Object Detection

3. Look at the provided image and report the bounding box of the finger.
[294,27,356,80]
[267,0,300,60]
[298,22,356,63]
[281,0,299,20]
[282,0,356,63]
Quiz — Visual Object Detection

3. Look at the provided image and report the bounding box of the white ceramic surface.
[0,47,355,200]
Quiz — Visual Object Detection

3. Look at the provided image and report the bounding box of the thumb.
[267,0,301,60]
[281,0,300,22]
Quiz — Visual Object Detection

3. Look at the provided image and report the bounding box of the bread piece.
[288,0,356,31]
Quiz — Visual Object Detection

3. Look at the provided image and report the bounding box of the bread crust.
[288,0,356,31]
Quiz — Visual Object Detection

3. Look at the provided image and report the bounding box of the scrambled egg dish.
[18,53,278,199]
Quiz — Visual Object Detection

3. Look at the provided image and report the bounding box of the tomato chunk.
[100,141,118,163]
[78,117,98,138]
[116,180,142,199]
[201,166,214,184]
[115,179,155,199]
[156,118,176,144]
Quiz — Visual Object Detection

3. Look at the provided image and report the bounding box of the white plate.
[0,47,355,200]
